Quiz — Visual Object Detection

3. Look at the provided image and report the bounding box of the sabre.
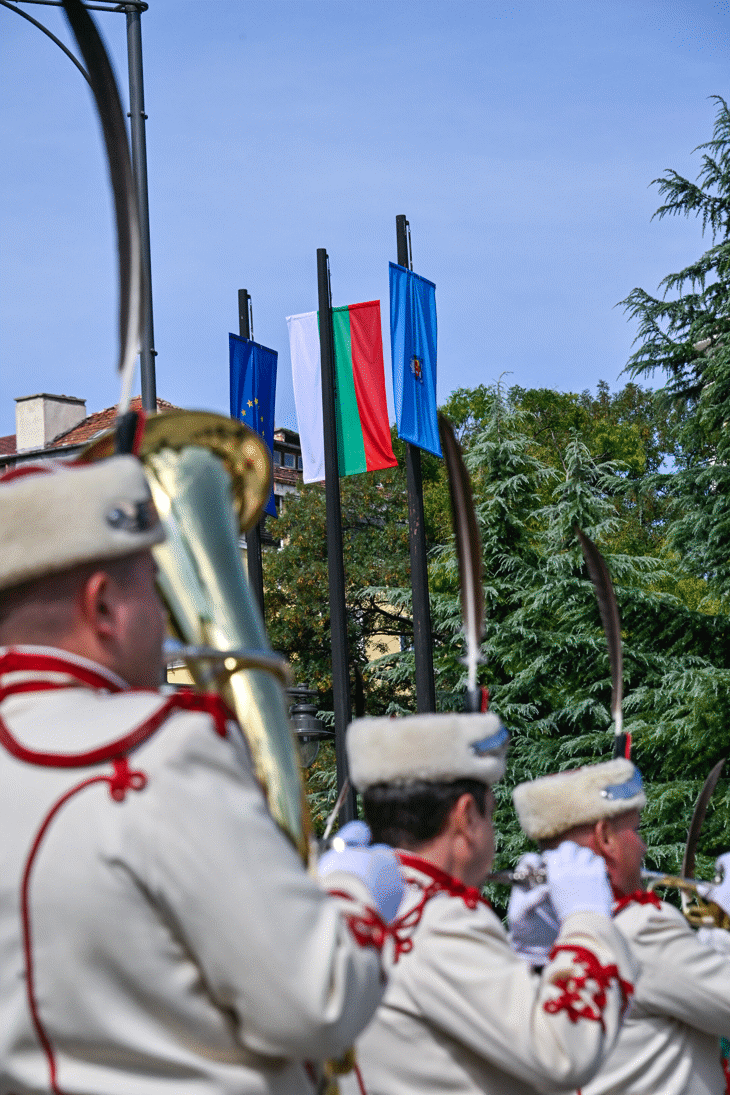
[574,527,627,759]
[679,757,728,927]
[438,414,486,713]
[60,0,143,443]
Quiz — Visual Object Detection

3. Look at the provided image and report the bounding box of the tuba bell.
[80,409,311,863]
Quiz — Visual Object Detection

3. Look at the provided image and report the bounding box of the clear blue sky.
[1,0,728,440]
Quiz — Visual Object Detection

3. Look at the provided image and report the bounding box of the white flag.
[286,310,324,483]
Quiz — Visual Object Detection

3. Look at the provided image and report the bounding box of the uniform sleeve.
[406,905,637,1094]
[697,924,730,957]
[131,713,386,1061]
[618,901,730,1037]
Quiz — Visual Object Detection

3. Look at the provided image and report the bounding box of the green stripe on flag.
[332,305,367,475]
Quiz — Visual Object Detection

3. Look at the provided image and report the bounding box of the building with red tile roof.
[0,394,302,518]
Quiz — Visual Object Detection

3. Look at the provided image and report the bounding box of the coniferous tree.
[622,96,730,602]
[372,387,730,897]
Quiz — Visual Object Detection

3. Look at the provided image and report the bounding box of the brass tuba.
[80,410,311,863]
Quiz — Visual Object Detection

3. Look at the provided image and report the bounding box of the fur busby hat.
[0,457,164,592]
[347,712,509,791]
[512,758,646,843]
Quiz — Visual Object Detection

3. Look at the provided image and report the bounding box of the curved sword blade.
[61,0,142,417]
[575,527,625,756]
[682,757,726,880]
[438,414,484,704]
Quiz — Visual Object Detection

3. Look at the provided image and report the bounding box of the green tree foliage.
[264,461,412,719]
[622,95,730,601]
[267,384,730,881]
[438,381,674,553]
[370,386,730,906]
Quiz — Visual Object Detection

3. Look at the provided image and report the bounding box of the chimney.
[15,394,86,452]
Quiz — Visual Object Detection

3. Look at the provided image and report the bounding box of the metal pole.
[317,248,357,823]
[238,289,265,619]
[396,215,436,713]
[125,4,156,411]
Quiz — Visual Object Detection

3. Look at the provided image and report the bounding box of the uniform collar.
[397,851,489,908]
[0,646,130,696]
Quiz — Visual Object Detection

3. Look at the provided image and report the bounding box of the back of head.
[347,711,509,848]
[512,759,645,844]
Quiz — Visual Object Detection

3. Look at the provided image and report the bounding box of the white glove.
[318,820,404,923]
[704,852,730,917]
[507,852,560,966]
[543,841,613,922]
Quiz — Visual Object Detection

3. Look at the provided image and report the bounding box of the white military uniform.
[571,892,730,1095]
[342,852,638,1095]
[0,646,385,1095]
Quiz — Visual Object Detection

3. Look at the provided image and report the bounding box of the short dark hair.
[0,553,145,639]
[363,778,489,850]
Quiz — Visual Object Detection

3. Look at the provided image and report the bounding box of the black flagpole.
[396,215,436,713]
[317,249,357,823]
[238,289,265,620]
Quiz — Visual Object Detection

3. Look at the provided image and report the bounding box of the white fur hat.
[0,457,165,591]
[513,758,646,842]
[347,712,509,790]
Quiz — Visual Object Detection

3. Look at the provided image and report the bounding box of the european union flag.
[229,333,278,517]
[389,262,441,458]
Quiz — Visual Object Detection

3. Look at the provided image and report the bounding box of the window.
[284,452,295,468]
[273,450,282,466]
[297,455,303,470]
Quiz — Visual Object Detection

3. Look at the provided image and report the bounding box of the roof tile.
[46,396,177,448]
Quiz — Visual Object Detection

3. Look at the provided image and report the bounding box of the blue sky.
[1,0,728,440]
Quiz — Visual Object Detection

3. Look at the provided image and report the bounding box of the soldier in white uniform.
[0,457,400,1095]
[511,759,730,1095]
[338,712,638,1095]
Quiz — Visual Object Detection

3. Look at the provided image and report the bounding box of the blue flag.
[229,333,278,517]
[389,262,441,458]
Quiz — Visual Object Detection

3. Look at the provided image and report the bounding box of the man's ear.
[78,570,117,640]
[451,793,480,841]
[594,818,615,860]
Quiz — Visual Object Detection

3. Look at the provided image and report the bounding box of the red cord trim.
[544,944,633,1029]
[326,890,390,953]
[21,757,147,1094]
[397,853,489,909]
[354,1061,369,1095]
[1,652,234,1090]
[0,689,232,770]
[348,854,490,964]
[0,464,54,483]
[613,890,662,916]
[0,649,125,694]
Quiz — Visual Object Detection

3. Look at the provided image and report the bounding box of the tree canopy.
[265,99,730,877]
[622,95,730,602]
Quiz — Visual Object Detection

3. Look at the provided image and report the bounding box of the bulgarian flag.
[286,300,397,484]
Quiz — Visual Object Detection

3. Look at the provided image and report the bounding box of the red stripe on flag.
[348,301,397,473]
